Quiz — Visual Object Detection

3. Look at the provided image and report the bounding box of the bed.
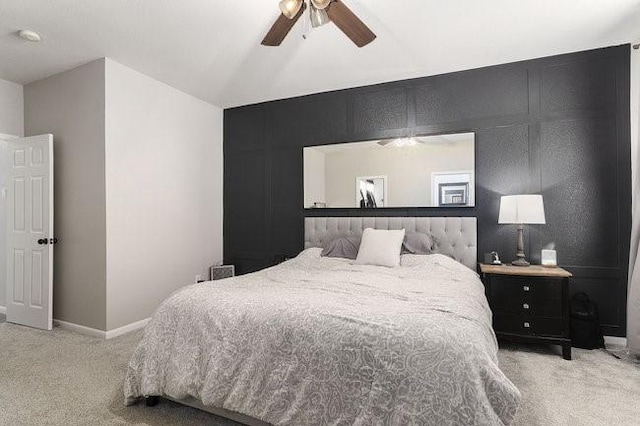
[124,217,521,425]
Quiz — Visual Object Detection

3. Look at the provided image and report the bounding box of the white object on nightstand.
[541,249,557,267]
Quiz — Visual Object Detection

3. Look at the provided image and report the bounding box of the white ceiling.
[0,0,638,109]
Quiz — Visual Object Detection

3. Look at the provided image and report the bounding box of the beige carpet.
[0,322,638,426]
[499,342,640,425]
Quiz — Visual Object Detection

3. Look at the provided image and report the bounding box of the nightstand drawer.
[492,298,562,317]
[494,314,564,337]
[491,276,562,301]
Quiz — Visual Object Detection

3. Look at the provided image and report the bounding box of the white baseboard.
[0,305,6,314]
[54,319,107,338]
[54,317,150,340]
[604,335,627,347]
[105,318,150,339]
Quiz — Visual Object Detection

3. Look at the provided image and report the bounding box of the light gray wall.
[323,142,474,207]
[0,78,24,309]
[104,59,223,330]
[24,59,107,330]
[0,77,24,137]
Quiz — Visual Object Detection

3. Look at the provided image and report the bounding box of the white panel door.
[6,135,54,330]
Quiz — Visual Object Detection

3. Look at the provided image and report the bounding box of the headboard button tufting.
[305,217,477,270]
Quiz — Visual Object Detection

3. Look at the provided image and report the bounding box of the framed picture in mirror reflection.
[438,182,469,206]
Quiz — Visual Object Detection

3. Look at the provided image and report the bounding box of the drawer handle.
[523,285,530,292]
[523,322,531,328]
[523,303,530,310]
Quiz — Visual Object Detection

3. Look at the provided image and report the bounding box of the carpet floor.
[0,322,638,426]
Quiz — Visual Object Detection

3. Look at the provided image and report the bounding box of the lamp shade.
[498,194,546,224]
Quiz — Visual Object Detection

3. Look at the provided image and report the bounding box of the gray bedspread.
[124,249,521,425]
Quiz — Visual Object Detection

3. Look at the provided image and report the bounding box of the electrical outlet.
[195,274,204,283]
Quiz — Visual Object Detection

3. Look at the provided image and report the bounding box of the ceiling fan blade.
[261,3,307,46]
[326,0,376,47]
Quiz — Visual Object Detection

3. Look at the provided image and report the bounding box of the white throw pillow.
[355,228,406,267]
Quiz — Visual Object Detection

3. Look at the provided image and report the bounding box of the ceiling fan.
[262,0,376,48]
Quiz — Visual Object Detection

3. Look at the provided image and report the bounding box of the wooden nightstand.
[479,263,573,360]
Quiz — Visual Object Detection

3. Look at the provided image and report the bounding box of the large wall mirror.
[304,132,475,208]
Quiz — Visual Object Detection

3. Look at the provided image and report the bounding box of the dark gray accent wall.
[224,45,631,337]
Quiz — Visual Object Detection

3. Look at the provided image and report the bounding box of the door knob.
[37,238,48,245]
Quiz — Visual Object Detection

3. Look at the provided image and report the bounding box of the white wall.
[0,78,25,309]
[24,59,107,330]
[104,59,223,330]
[303,148,325,208]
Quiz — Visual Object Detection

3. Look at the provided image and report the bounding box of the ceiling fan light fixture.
[310,3,330,28]
[311,0,332,10]
[279,0,303,19]
[389,138,417,148]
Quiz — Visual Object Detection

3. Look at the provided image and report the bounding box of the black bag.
[570,292,605,349]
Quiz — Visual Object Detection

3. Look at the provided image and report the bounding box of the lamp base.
[511,258,531,267]
[512,224,530,267]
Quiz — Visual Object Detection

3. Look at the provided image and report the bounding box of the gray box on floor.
[209,265,234,281]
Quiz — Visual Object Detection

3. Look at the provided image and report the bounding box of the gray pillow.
[401,232,435,255]
[321,236,361,260]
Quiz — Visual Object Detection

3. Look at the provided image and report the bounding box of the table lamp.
[498,194,546,266]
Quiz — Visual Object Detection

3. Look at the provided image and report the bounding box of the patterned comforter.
[124,249,521,425]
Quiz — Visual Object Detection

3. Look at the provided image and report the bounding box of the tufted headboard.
[304,217,477,270]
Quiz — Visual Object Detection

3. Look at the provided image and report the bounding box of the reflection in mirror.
[356,175,385,208]
[304,132,475,208]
